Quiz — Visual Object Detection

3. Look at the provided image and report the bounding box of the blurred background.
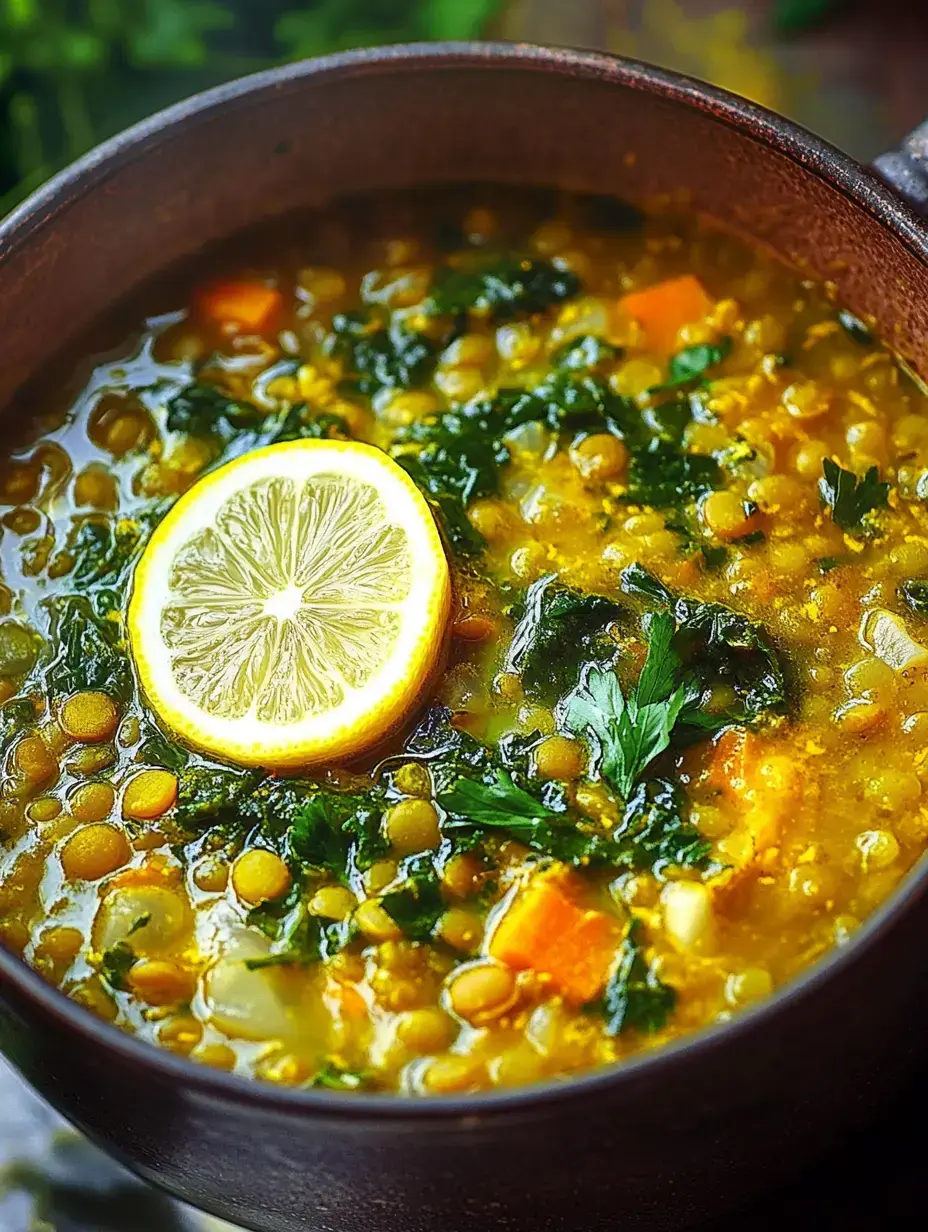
[3,0,928,1229]
[3,0,928,217]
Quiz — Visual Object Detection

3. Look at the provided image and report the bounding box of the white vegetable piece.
[93,885,191,957]
[661,881,716,953]
[859,609,928,671]
[202,930,296,1042]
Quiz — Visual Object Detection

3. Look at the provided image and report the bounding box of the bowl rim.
[1,38,927,1124]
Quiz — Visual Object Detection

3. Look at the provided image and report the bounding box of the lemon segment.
[128,440,450,769]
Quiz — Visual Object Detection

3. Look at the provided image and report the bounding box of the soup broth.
[1,189,927,1095]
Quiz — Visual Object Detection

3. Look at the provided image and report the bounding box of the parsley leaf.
[437,767,617,867]
[599,919,675,1035]
[819,458,889,534]
[650,338,732,392]
[439,766,555,827]
[558,612,686,798]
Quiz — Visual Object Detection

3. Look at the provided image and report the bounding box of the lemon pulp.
[128,440,450,768]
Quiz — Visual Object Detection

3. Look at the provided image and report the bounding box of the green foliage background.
[0,0,500,213]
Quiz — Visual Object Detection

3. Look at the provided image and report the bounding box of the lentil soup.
[1,189,927,1096]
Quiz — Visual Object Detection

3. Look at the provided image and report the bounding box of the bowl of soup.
[2,41,928,1232]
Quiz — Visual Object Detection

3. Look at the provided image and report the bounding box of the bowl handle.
[872,119,928,215]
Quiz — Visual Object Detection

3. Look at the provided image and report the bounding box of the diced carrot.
[326,981,368,1020]
[489,878,619,1004]
[619,274,714,353]
[707,727,768,803]
[196,280,282,332]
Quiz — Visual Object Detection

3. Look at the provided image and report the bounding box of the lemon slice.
[128,440,450,769]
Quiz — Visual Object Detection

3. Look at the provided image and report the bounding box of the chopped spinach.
[286,785,388,878]
[267,406,351,443]
[625,440,721,508]
[395,454,487,556]
[137,716,191,773]
[837,309,873,345]
[501,371,640,441]
[43,595,133,702]
[900,579,928,618]
[819,458,889,534]
[381,856,445,941]
[620,564,788,724]
[165,381,261,438]
[505,576,624,701]
[173,764,264,832]
[598,920,676,1035]
[615,779,710,872]
[67,508,164,602]
[552,335,620,374]
[815,555,853,575]
[99,941,136,992]
[427,256,580,322]
[328,310,438,395]
[395,400,510,506]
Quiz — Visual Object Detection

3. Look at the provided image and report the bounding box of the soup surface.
[2,190,928,1095]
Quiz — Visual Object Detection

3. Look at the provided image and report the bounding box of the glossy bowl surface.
[2,42,928,1232]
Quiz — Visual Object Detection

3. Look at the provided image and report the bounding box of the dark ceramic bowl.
[2,43,928,1232]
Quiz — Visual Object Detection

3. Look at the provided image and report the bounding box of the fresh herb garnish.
[559,612,690,799]
[649,338,732,392]
[819,458,889,534]
[438,768,616,867]
[598,919,675,1035]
